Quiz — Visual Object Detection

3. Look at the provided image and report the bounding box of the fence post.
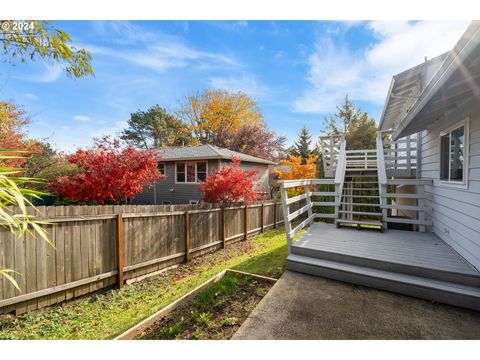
[221,207,226,248]
[244,204,248,240]
[116,213,124,289]
[260,203,264,233]
[273,202,277,229]
[184,211,190,261]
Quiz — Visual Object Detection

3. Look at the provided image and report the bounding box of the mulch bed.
[136,272,273,340]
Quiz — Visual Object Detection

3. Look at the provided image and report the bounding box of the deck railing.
[345,149,378,171]
[319,135,344,177]
[279,179,337,251]
[378,130,419,177]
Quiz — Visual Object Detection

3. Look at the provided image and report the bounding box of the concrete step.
[286,254,480,311]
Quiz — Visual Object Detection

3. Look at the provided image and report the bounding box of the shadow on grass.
[231,243,288,279]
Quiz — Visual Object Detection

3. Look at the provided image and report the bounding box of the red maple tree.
[199,157,259,204]
[49,137,162,204]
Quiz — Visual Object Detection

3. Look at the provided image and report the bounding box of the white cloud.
[20,63,63,83]
[24,92,38,100]
[90,120,128,138]
[293,20,470,113]
[209,75,270,98]
[83,21,238,73]
[73,115,91,122]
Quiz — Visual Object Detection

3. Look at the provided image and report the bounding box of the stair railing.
[279,179,337,252]
[380,130,418,177]
[376,131,388,228]
[334,136,347,221]
[376,130,432,232]
[319,134,343,177]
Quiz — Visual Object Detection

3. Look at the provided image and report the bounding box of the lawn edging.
[115,269,278,340]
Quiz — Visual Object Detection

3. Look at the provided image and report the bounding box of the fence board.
[0,201,279,314]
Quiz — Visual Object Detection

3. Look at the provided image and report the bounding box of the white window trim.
[157,162,166,176]
[439,117,469,189]
[175,161,208,184]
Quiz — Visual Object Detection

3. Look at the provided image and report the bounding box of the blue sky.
[0,20,471,151]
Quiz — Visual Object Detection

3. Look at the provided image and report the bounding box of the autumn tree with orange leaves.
[179,89,264,143]
[274,154,318,196]
[0,102,40,168]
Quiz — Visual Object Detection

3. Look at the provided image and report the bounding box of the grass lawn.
[0,227,290,340]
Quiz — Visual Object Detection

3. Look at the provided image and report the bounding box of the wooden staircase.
[336,150,384,231]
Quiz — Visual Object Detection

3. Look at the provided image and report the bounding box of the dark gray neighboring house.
[131,144,276,205]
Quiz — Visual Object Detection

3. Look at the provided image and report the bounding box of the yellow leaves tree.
[274,154,318,196]
[179,89,264,144]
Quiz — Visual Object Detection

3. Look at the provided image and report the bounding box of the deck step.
[342,195,380,199]
[338,210,383,217]
[344,188,379,191]
[344,182,378,184]
[335,219,383,227]
[340,202,381,207]
[286,254,480,311]
[290,247,480,287]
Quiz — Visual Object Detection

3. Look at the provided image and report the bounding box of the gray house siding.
[420,98,480,270]
[219,159,270,192]
[132,158,270,205]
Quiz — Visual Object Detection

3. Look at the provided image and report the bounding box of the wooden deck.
[287,223,480,311]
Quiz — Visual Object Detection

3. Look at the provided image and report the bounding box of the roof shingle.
[156,144,276,165]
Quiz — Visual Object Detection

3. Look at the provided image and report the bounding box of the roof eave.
[378,77,396,131]
[392,22,480,140]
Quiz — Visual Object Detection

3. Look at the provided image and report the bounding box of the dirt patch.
[136,272,273,340]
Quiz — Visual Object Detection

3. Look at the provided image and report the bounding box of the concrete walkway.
[233,271,480,340]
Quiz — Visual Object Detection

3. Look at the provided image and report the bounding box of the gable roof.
[379,21,480,139]
[378,52,449,131]
[156,144,276,165]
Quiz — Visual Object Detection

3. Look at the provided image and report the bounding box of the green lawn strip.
[0,227,293,340]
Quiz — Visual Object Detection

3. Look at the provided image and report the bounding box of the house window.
[186,161,196,183]
[189,200,199,205]
[197,162,207,181]
[176,162,186,182]
[175,161,208,183]
[157,162,166,176]
[162,200,171,205]
[440,119,468,184]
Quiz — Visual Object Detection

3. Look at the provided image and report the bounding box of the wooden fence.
[0,201,285,315]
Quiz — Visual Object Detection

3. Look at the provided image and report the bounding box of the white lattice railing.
[319,135,344,178]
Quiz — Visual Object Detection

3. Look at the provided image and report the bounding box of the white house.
[279,21,480,310]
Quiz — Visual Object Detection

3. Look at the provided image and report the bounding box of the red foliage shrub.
[49,137,162,204]
[199,157,259,204]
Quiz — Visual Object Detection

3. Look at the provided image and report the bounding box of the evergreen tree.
[290,126,313,163]
[322,95,376,150]
[323,95,361,135]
